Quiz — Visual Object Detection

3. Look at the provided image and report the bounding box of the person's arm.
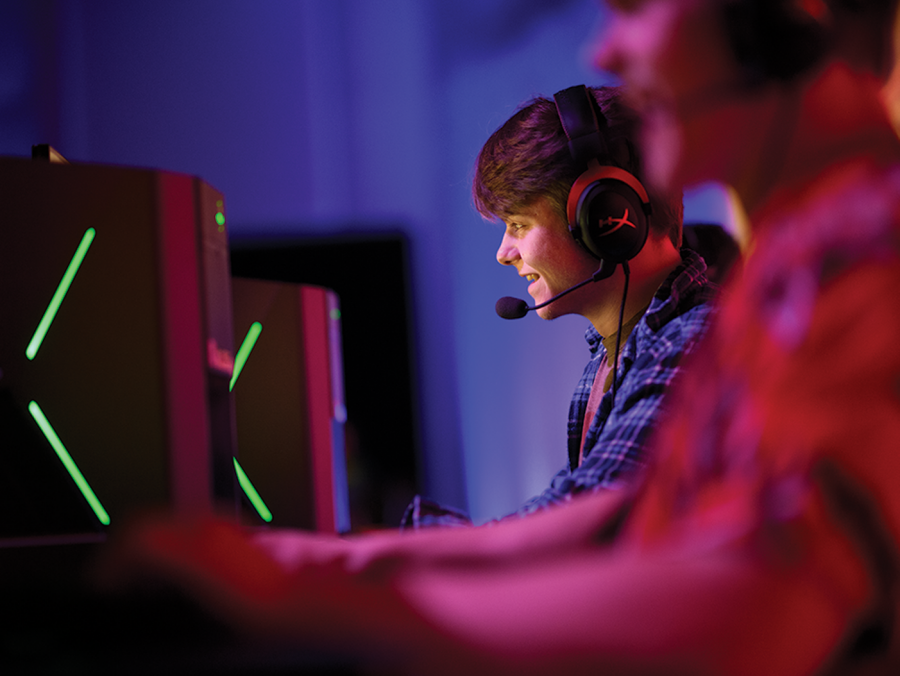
[97,488,630,605]
[252,485,631,573]
[99,488,865,676]
[394,539,859,676]
[95,490,633,658]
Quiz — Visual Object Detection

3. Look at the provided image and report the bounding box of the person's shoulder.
[643,254,718,337]
[647,300,715,348]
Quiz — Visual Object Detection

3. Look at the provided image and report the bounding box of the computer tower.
[230,278,350,533]
[0,157,238,542]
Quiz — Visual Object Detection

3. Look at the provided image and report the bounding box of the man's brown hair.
[473,86,682,248]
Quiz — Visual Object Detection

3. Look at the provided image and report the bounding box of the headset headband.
[553,85,609,166]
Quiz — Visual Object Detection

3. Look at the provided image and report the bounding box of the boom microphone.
[495,260,616,320]
[495,296,530,319]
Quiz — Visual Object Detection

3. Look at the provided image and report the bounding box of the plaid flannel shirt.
[402,248,717,528]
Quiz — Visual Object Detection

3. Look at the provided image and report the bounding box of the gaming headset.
[553,85,651,267]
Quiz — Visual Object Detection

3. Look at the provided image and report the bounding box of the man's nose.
[496,234,518,266]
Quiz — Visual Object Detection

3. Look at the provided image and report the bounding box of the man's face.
[593,0,749,191]
[496,197,602,320]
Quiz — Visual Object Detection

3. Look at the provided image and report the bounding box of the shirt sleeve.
[504,303,713,519]
[400,494,473,530]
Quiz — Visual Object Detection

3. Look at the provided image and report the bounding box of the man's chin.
[536,305,561,321]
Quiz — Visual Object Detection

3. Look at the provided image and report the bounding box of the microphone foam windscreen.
[495,296,529,320]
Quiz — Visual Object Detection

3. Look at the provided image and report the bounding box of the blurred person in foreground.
[104,1,900,673]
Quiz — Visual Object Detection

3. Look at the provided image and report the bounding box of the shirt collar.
[584,248,711,352]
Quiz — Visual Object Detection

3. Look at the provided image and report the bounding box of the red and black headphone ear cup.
[572,182,649,263]
[566,164,651,263]
[554,85,653,265]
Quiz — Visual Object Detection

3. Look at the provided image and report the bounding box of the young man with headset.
[102,85,718,601]
[103,0,900,672]
[403,84,716,527]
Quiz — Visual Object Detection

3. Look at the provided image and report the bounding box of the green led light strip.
[230,321,262,391]
[28,400,110,526]
[26,228,96,360]
[233,458,272,522]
